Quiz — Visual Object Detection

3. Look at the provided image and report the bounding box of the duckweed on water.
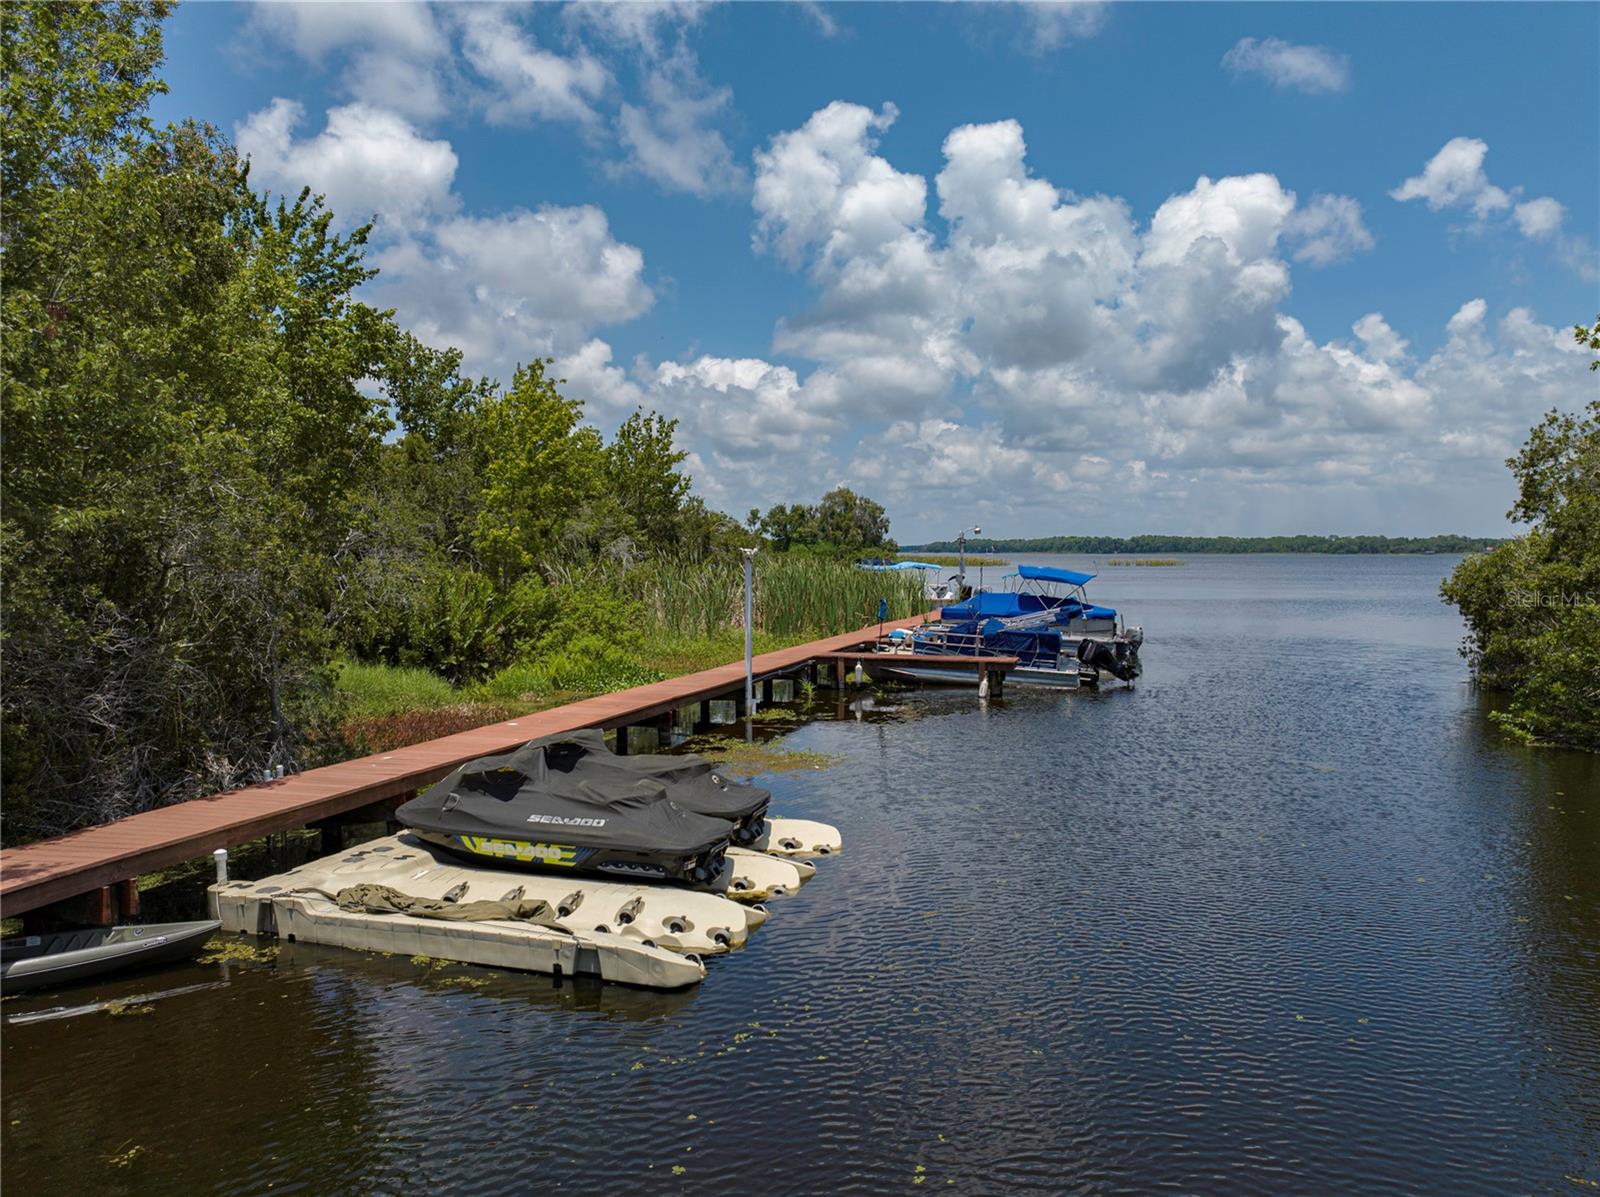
[107,1144,145,1168]
[676,735,840,777]
[198,937,278,965]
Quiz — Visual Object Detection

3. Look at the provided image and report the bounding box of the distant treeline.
[906,535,1503,555]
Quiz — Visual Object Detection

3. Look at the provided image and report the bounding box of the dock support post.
[88,885,113,926]
[113,878,140,920]
[835,658,846,689]
[310,816,343,856]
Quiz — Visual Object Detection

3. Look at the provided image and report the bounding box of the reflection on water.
[3,555,1597,1195]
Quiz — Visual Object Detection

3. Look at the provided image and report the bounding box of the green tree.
[1441,394,1600,749]
[605,408,691,551]
[815,486,894,552]
[1,2,400,838]
[753,488,896,554]
[471,359,604,580]
[382,332,492,454]
[757,502,818,551]
[1576,314,1600,370]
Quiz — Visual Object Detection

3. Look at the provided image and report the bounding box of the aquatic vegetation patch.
[107,1143,146,1168]
[198,936,278,965]
[676,735,841,777]
[431,974,491,989]
[105,1000,155,1017]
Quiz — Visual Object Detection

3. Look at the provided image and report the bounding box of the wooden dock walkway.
[2,614,990,920]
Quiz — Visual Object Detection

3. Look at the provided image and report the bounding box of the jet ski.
[524,729,771,845]
[397,744,732,886]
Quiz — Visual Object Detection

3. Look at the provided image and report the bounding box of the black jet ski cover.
[523,729,771,845]
[397,744,732,884]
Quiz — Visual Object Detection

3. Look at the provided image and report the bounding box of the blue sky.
[153,2,1598,541]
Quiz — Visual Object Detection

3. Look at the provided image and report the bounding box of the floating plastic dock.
[753,818,844,858]
[209,819,844,990]
[268,892,705,989]
[721,845,813,900]
[213,834,767,955]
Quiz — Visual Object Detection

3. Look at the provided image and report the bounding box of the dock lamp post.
[741,547,758,716]
[956,526,981,591]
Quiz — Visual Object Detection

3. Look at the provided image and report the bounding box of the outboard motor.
[1077,638,1138,683]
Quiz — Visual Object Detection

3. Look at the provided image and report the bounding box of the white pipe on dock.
[210,848,229,920]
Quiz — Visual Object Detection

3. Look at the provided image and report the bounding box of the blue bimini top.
[1017,563,1096,587]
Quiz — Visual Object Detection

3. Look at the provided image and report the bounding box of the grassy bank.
[335,557,929,754]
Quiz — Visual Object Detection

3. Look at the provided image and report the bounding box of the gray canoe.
[0,920,221,994]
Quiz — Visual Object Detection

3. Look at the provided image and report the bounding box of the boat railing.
[908,627,1010,659]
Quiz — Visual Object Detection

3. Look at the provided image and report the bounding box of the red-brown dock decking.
[2,614,1000,920]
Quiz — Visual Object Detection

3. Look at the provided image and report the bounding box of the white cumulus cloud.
[673,102,1596,533]
[1391,136,1510,217]
[614,60,743,196]
[1222,37,1350,94]
[375,206,653,378]
[458,7,610,128]
[1393,136,1595,278]
[1020,2,1112,51]
[245,2,454,121]
[566,2,744,196]
[236,99,459,231]
[1284,194,1376,265]
[1513,196,1564,240]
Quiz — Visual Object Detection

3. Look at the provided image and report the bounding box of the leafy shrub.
[1442,394,1599,750]
[475,635,662,703]
[339,567,557,685]
[1492,606,1600,746]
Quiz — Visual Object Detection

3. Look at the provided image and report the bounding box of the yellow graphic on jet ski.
[455,836,580,866]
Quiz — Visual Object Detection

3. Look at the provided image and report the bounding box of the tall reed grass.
[597,554,931,639]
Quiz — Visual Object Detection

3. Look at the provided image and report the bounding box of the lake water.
[4,555,1597,1194]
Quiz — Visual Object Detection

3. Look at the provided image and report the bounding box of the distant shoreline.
[905,535,1500,555]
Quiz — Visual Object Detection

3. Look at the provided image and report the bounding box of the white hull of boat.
[1007,665,1085,690]
[867,658,1088,690]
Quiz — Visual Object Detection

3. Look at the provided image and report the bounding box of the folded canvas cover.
[398,744,732,884]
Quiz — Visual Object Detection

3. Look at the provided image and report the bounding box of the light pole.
[741,547,757,716]
[956,525,981,592]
